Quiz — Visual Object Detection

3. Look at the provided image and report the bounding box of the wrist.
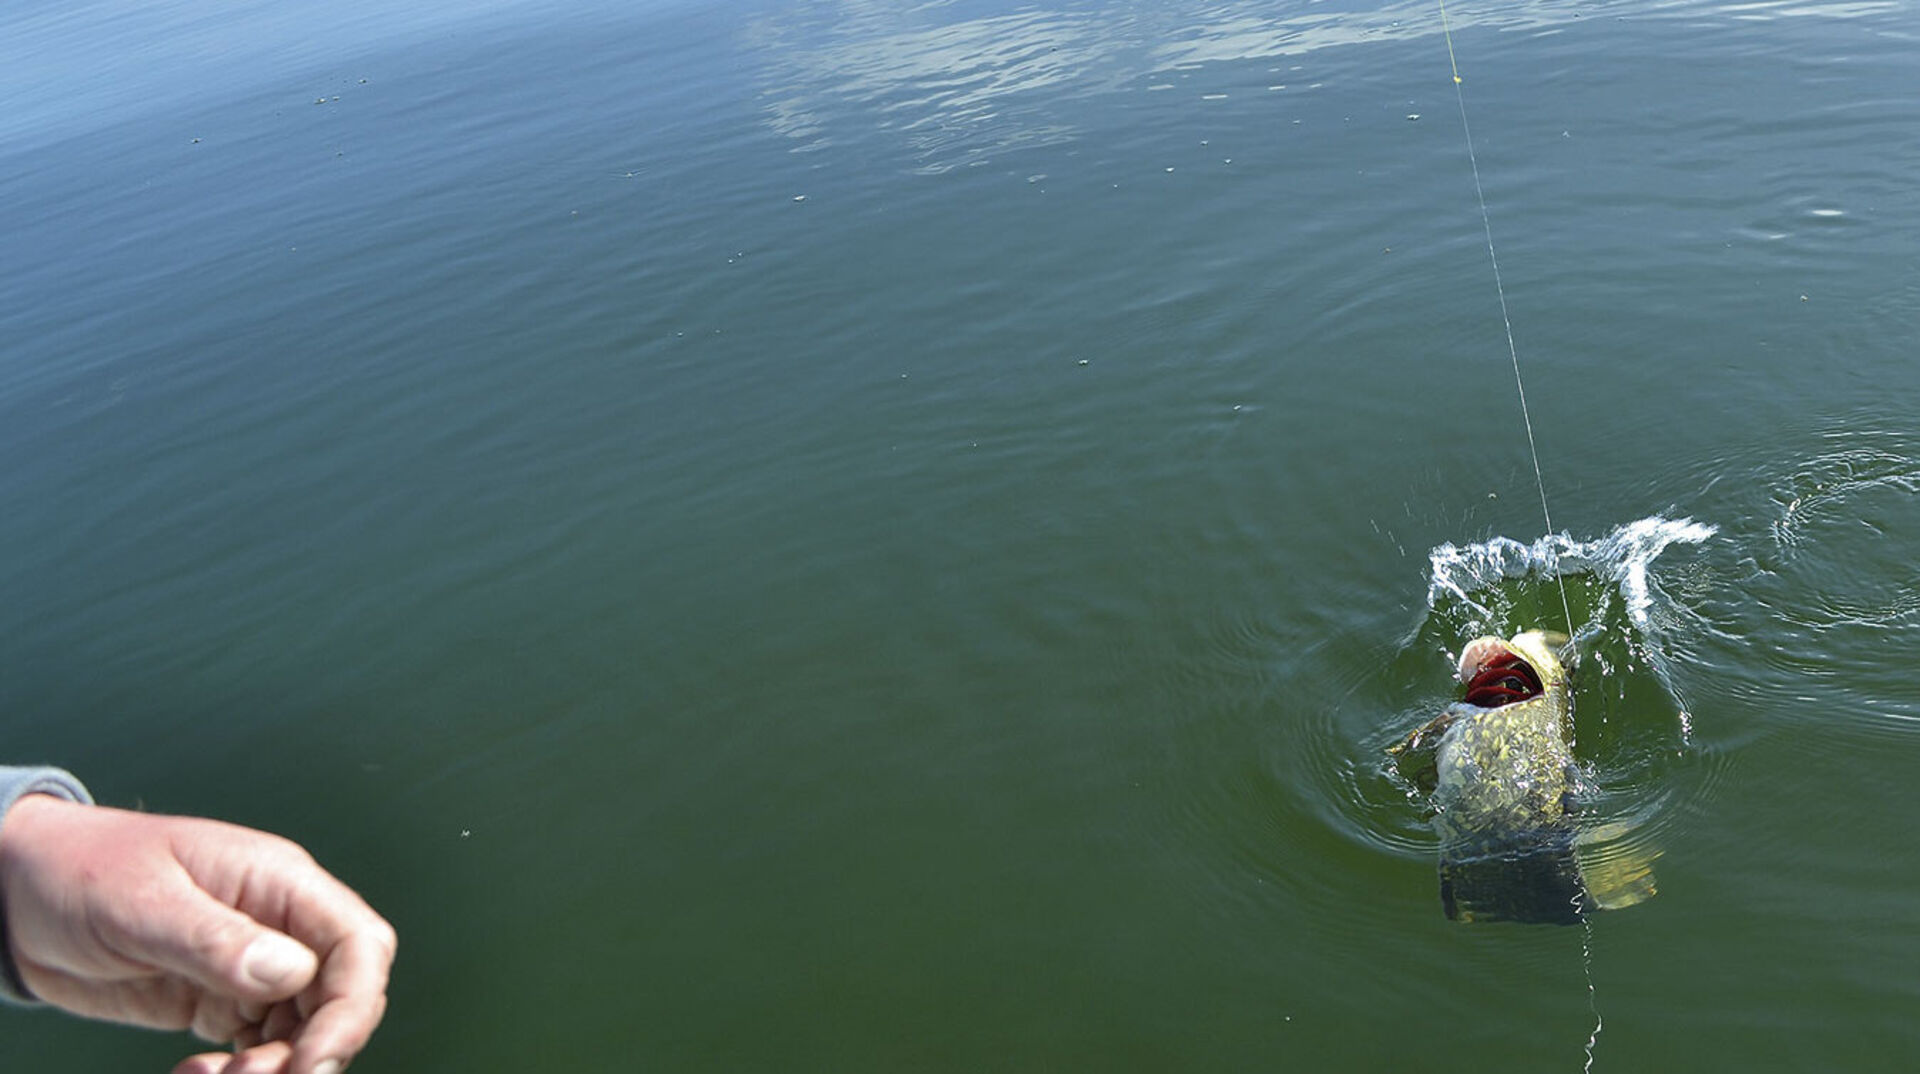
[0,793,74,857]
[0,767,94,1006]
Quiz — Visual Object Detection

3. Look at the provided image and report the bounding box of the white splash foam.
[1594,516,1719,627]
[1427,516,1717,631]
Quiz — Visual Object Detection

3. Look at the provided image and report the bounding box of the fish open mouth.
[1456,638,1544,708]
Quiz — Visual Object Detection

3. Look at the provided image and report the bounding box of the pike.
[1390,631,1656,923]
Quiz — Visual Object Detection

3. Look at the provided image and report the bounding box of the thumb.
[112,888,320,1003]
[232,930,321,998]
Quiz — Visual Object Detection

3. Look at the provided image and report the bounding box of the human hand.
[0,795,395,1074]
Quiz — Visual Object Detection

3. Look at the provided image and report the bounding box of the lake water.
[5,0,1920,1068]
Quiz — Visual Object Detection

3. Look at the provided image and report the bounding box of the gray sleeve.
[0,766,93,1007]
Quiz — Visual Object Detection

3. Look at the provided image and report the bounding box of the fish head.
[1456,630,1567,708]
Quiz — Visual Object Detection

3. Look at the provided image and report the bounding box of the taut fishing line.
[1435,2,1602,1067]
[1435,0,1577,643]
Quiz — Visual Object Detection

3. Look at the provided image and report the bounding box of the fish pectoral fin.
[1388,712,1455,759]
[1388,711,1458,795]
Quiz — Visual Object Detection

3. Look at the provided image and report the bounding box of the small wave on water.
[1722,426,1920,739]
[1764,432,1920,629]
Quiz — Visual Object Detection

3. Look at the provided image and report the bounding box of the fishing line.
[1436,0,1577,642]
[1578,899,1603,1072]
[1438,4,1601,1066]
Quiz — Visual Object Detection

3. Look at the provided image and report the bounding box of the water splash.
[1420,515,1718,753]
[1427,515,1718,635]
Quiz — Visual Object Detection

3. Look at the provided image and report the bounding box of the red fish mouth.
[1457,639,1544,708]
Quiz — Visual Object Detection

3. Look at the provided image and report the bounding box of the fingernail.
[313,1061,344,1074]
[242,934,316,990]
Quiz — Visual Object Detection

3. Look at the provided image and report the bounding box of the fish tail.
[1439,831,1587,925]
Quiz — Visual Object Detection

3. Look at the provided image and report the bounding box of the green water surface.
[4,0,1920,1069]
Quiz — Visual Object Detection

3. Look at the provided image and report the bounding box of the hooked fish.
[1390,630,1656,923]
